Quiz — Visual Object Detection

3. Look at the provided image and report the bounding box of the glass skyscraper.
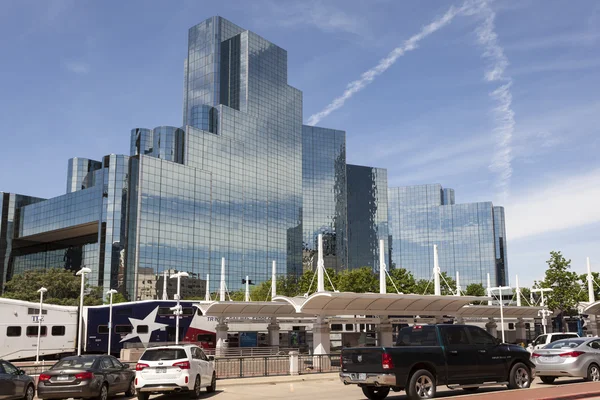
[0,17,508,298]
[387,184,508,287]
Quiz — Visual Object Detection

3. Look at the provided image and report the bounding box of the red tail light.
[75,372,94,380]
[39,374,51,381]
[136,363,149,371]
[382,353,394,370]
[560,351,585,358]
[531,353,540,358]
[173,361,190,369]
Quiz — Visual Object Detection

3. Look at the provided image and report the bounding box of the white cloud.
[64,61,90,75]
[306,4,462,126]
[505,169,600,240]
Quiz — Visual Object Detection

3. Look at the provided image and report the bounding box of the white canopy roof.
[458,305,543,319]
[196,301,299,317]
[583,301,600,315]
[274,292,488,316]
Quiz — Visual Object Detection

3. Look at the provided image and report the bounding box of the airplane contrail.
[306,4,463,126]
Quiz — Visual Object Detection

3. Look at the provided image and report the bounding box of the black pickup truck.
[340,324,535,400]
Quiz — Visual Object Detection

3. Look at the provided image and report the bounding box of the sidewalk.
[448,382,600,400]
[217,372,339,387]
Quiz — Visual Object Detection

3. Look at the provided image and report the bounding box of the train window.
[196,308,203,316]
[115,325,133,334]
[137,325,149,334]
[7,326,21,337]
[52,326,66,336]
[98,325,109,334]
[26,326,47,336]
[116,308,132,316]
[27,308,48,315]
[182,308,194,315]
[525,323,531,330]
[158,307,172,315]
[508,323,515,330]
[196,334,213,342]
[345,324,354,331]
[331,324,343,331]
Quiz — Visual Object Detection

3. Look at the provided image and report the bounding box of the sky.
[1,0,599,288]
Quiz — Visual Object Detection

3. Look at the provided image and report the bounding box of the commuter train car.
[83,300,217,355]
[0,297,78,361]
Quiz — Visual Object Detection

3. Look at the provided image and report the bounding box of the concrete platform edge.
[218,372,339,387]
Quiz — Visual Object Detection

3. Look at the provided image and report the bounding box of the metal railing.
[13,353,341,379]
[215,356,290,378]
[298,354,341,374]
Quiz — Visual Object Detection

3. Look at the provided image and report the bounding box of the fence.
[14,353,341,379]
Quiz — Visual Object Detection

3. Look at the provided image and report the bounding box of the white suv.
[135,345,216,400]
[530,332,580,351]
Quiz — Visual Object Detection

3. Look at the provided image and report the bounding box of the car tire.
[207,372,217,393]
[94,384,109,400]
[587,363,600,382]
[125,379,136,397]
[23,384,35,400]
[137,393,149,400]
[361,386,390,400]
[189,375,201,399]
[406,369,436,400]
[508,362,531,389]
[540,376,556,384]
[462,387,479,393]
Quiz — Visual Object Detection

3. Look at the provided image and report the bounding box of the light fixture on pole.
[35,287,47,364]
[75,267,92,356]
[489,285,511,343]
[106,289,118,355]
[170,271,189,345]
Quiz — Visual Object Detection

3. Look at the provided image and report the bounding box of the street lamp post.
[76,267,92,356]
[35,287,47,364]
[170,272,189,345]
[106,289,118,355]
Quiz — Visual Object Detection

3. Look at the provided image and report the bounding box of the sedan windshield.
[545,339,586,349]
[52,359,96,369]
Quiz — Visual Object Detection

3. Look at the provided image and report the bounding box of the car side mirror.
[122,363,130,370]
[207,355,215,361]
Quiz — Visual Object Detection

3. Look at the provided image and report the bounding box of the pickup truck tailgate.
[341,348,385,373]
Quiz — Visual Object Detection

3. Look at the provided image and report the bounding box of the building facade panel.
[388,184,507,287]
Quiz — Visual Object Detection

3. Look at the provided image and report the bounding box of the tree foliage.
[3,268,103,306]
[540,251,582,314]
[465,283,486,297]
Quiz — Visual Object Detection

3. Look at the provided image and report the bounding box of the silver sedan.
[532,337,600,384]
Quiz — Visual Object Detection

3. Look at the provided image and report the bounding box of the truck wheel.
[508,362,531,389]
[361,386,390,400]
[540,376,556,384]
[407,369,436,400]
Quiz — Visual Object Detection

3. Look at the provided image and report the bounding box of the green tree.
[337,267,378,293]
[540,251,583,325]
[465,283,486,297]
[105,292,128,304]
[3,268,103,306]
[412,272,456,295]
[296,268,339,296]
[386,268,416,294]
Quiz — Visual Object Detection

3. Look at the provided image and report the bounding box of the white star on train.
[120,306,168,347]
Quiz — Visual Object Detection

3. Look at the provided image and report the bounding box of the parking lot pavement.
[34,376,600,400]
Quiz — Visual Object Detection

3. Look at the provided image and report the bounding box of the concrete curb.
[218,373,339,387]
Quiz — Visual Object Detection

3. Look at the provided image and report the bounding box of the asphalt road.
[41,376,596,400]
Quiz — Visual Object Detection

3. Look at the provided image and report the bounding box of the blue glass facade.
[302,125,347,272]
[0,16,508,299]
[387,184,508,287]
[346,165,389,270]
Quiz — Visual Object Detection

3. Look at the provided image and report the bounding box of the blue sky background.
[1,0,599,288]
